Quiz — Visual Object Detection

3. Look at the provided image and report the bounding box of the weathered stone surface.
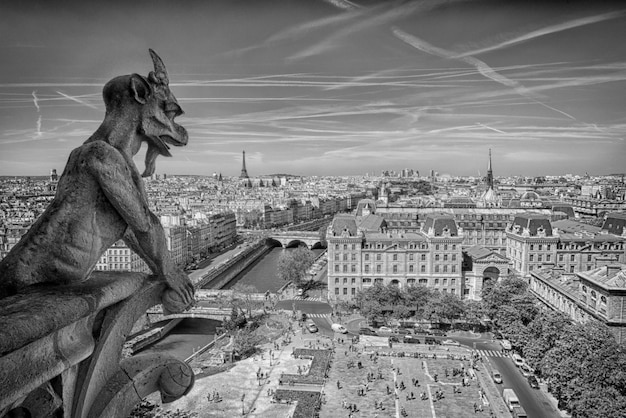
[0,272,148,355]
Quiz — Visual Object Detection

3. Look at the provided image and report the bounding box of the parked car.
[429,329,447,337]
[296,288,305,297]
[520,363,534,377]
[442,339,460,346]
[359,327,377,336]
[527,375,539,389]
[403,335,420,344]
[424,337,440,345]
[306,322,318,333]
[500,339,512,351]
[331,324,348,334]
[512,353,524,367]
[492,370,502,384]
[395,328,411,335]
[377,326,393,334]
[389,336,400,343]
[413,326,429,334]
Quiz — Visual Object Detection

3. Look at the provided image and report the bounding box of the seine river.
[140,246,324,359]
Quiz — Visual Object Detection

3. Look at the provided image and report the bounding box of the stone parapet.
[0,271,194,417]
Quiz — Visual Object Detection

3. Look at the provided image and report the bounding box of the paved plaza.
[152,318,498,418]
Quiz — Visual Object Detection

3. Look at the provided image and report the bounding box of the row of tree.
[482,278,626,418]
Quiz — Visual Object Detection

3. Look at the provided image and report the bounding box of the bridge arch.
[264,238,283,248]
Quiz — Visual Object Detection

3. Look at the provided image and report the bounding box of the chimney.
[606,264,623,278]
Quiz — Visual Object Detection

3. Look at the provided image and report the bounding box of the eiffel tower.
[240,150,250,179]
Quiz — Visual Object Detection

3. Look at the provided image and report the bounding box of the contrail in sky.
[56,91,98,109]
[32,90,42,137]
[454,10,626,58]
[31,90,40,111]
[476,123,507,134]
[391,27,576,120]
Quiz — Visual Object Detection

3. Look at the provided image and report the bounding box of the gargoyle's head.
[102,49,188,177]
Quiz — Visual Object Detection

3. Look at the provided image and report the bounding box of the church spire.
[240,150,249,179]
[486,148,494,189]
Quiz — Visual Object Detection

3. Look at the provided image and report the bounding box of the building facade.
[530,264,626,344]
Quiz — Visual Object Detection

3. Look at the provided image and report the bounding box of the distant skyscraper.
[50,169,58,183]
[240,150,250,179]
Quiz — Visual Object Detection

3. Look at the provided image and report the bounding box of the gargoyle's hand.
[161,270,195,314]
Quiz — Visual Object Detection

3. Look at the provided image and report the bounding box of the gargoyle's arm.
[86,143,194,306]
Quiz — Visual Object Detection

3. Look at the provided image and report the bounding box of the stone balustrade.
[0,271,194,417]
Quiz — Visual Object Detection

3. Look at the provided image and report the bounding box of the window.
[363,278,372,284]
[376,265,381,273]
[365,254,370,261]
[393,254,398,261]
[559,254,564,262]
[452,265,456,273]
[393,265,398,273]
[421,265,426,273]
[351,278,355,284]
[530,255,534,261]
[443,265,448,273]
[364,265,370,273]
[343,265,347,273]
[539,244,543,251]
[435,265,439,273]
[351,265,356,273]
[352,244,355,250]
[570,255,575,262]
[335,244,339,250]
[435,254,440,261]
[451,278,456,285]
[409,265,414,273]
[351,254,356,261]
[436,244,440,250]
[435,278,440,285]
[407,279,415,286]
[546,255,551,262]
[351,288,355,295]
[334,254,339,261]
[421,254,426,261]
[343,244,347,250]
[443,278,448,286]
[409,254,414,261]
[444,254,448,261]
[376,254,382,261]
[587,254,592,262]
[343,288,347,295]
[538,255,542,262]
[419,279,428,284]
[334,265,339,272]
[452,254,456,261]
[335,288,339,295]
[343,254,347,261]
[343,278,347,284]
[452,244,456,250]
[570,266,575,273]
[547,245,551,251]
[335,278,339,284]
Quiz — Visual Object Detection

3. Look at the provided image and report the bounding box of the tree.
[232,323,263,359]
[523,310,570,372]
[543,321,625,413]
[481,276,528,319]
[423,291,465,323]
[277,246,316,288]
[232,283,257,317]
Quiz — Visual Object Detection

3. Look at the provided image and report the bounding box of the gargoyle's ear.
[130,74,151,104]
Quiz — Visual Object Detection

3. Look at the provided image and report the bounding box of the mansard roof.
[464,245,507,262]
[602,212,626,235]
[358,214,386,232]
[330,214,357,236]
[421,213,458,236]
[510,213,553,236]
[580,264,626,290]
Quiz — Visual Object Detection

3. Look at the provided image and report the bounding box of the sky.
[1,0,625,177]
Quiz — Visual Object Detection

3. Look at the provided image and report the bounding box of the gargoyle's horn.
[149,49,169,85]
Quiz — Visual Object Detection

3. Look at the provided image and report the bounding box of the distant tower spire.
[486,148,494,189]
[240,150,249,179]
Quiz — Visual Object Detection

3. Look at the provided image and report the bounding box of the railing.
[0,272,194,418]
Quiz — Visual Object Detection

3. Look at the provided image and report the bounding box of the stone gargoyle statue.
[0,49,195,314]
